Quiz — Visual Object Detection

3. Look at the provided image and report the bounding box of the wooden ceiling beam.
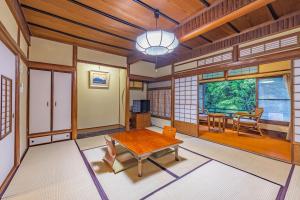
[132,0,179,25]
[198,35,212,43]
[177,0,275,43]
[227,22,240,33]
[21,4,135,42]
[28,22,132,51]
[266,4,279,20]
[198,0,210,7]
[5,0,31,44]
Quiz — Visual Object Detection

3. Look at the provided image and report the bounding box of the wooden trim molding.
[0,22,27,63]
[125,64,130,131]
[129,75,155,82]
[173,49,300,78]
[77,59,126,69]
[0,165,17,198]
[28,61,75,72]
[72,45,78,139]
[5,0,30,45]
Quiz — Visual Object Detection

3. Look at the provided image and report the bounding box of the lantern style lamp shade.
[136,30,179,56]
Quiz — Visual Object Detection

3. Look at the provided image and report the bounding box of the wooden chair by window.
[103,137,136,173]
[232,108,264,136]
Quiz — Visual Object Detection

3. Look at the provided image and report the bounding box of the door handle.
[54,101,57,107]
[46,101,49,107]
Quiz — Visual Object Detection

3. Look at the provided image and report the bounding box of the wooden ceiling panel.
[29,25,130,57]
[202,24,237,42]
[20,0,141,39]
[230,6,271,32]
[22,8,134,50]
[271,0,300,17]
[75,0,174,30]
[140,0,204,23]
[182,37,208,49]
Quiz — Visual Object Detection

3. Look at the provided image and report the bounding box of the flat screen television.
[132,100,150,113]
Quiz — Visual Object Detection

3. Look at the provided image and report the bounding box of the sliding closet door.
[29,69,51,134]
[53,72,72,131]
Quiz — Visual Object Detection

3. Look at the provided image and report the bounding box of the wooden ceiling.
[19,0,300,60]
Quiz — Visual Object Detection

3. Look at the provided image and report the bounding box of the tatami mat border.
[75,141,108,200]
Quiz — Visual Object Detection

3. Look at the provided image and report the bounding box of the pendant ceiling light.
[136,11,179,56]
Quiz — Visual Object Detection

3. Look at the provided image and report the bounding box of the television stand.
[130,112,151,129]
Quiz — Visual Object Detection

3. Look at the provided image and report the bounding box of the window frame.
[0,75,13,140]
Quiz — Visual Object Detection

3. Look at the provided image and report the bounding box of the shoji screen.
[174,76,198,136]
[294,59,300,143]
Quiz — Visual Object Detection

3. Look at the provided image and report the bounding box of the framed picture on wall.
[89,71,110,88]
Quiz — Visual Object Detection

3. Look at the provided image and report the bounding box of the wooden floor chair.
[103,136,137,174]
[151,126,177,158]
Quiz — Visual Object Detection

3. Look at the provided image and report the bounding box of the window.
[198,84,204,113]
[258,77,290,121]
[228,66,258,76]
[0,76,12,140]
[202,71,224,80]
[148,89,171,118]
[204,79,256,115]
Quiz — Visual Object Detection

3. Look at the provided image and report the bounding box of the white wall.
[130,61,156,77]
[78,47,127,67]
[29,37,73,66]
[77,62,126,129]
[0,1,18,42]
[0,41,16,186]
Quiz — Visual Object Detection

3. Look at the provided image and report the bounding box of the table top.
[208,113,226,117]
[111,129,183,156]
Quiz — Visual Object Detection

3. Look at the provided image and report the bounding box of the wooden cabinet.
[29,69,72,141]
[131,112,151,129]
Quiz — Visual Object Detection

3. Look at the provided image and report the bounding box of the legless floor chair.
[151,126,177,158]
[103,136,137,174]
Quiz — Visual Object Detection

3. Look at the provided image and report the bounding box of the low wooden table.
[111,129,183,177]
[208,113,226,132]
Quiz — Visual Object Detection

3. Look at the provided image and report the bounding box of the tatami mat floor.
[1,126,299,200]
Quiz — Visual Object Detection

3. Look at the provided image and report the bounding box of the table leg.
[208,116,210,131]
[138,158,142,177]
[174,146,180,161]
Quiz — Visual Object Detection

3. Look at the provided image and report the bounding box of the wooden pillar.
[125,64,130,131]
[71,45,78,139]
[171,64,175,127]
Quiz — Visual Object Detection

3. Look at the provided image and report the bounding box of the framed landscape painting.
[89,71,110,88]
